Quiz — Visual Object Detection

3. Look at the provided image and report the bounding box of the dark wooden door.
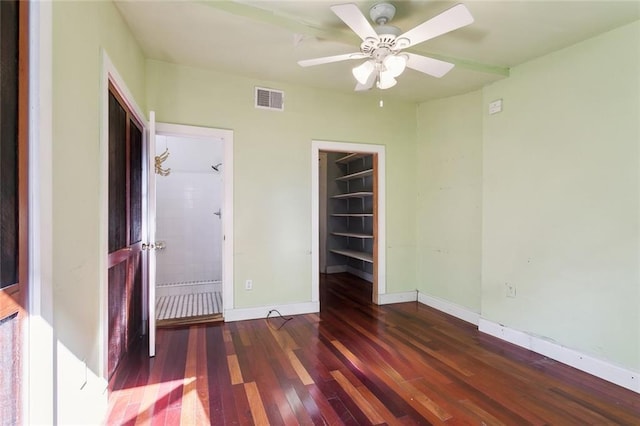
[0,0,28,423]
[107,86,144,380]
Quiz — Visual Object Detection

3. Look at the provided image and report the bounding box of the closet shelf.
[331,213,373,217]
[331,232,373,239]
[331,191,373,199]
[330,249,373,263]
[335,153,367,164]
[335,169,373,181]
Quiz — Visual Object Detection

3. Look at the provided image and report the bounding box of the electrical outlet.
[245,279,253,290]
[489,99,503,115]
[505,282,516,298]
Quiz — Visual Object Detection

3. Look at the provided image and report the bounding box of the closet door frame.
[311,140,386,304]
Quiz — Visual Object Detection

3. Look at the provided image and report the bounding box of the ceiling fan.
[298,2,474,91]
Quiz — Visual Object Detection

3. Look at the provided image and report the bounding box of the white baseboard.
[224,301,319,322]
[326,265,347,274]
[479,318,640,394]
[325,266,373,283]
[346,266,373,283]
[418,292,480,326]
[378,291,417,305]
[224,289,640,394]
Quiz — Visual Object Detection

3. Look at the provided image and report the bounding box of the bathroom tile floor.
[156,291,222,321]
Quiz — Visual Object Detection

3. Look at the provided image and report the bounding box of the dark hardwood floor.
[105,273,640,425]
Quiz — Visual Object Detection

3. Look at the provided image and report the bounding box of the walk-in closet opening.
[319,149,378,307]
[153,133,224,325]
[312,140,386,309]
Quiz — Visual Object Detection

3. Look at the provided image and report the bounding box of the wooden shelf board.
[331,232,373,239]
[331,213,373,217]
[330,249,373,263]
[335,153,368,164]
[335,169,373,181]
[331,192,373,199]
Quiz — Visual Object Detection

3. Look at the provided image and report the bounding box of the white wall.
[155,135,224,286]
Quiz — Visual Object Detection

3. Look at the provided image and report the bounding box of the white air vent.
[255,87,284,111]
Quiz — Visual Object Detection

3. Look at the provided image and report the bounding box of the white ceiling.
[114,0,640,102]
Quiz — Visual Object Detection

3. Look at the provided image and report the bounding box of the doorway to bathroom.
[152,124,233,326]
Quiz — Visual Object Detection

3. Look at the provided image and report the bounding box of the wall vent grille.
[255,87,284,111]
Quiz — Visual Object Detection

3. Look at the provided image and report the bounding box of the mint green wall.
[48,4,639,423]
[482,21,640,370]
[416,91,483,312]
[146,60,418,308]
[53,1,146,422]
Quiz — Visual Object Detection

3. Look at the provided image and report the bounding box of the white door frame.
[154,123,234,318]
[311,140,386,303]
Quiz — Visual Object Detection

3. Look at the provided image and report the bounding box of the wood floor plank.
[133,339,168,426]
[231,383,253,424]
[287,349,315,386]
[226,354,244,385]
[204,325,225,421]
[244,381,269,425]
[306,384,350,425]
[179,327,200,426]
[331,369,399,425]
[106,273,640,425]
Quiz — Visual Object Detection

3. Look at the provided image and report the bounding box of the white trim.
[224,302,319,322]
[155,122,233,139]
[479,319,640,394]
[155,123,235,316]
[311,140,386,305]
[414,293,639,393]
[147,112,156,356]
[378,291,417,305]
[418,292,480,325]
[346,266,373,283]
[325,265,347,274]
[100,50,147,379]
[27,1,55,424]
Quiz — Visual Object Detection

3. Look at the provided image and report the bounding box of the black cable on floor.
[266,309,293,330]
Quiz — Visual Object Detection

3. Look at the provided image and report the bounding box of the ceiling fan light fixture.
[352,60,375,85]
[383,54,407,77]
[377,71,397,89]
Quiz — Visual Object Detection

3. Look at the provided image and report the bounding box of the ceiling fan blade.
[298,52,367,67]
[330,3,378,41]
[396,4,473,49]
[355,69,377,91]
[405,53,455,78]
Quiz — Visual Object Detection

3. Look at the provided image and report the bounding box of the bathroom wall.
[155,134,224,287]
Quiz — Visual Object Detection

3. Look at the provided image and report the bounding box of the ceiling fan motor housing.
[369,2,396,25]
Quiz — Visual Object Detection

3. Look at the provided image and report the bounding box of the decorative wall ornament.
[155,148,171,176]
